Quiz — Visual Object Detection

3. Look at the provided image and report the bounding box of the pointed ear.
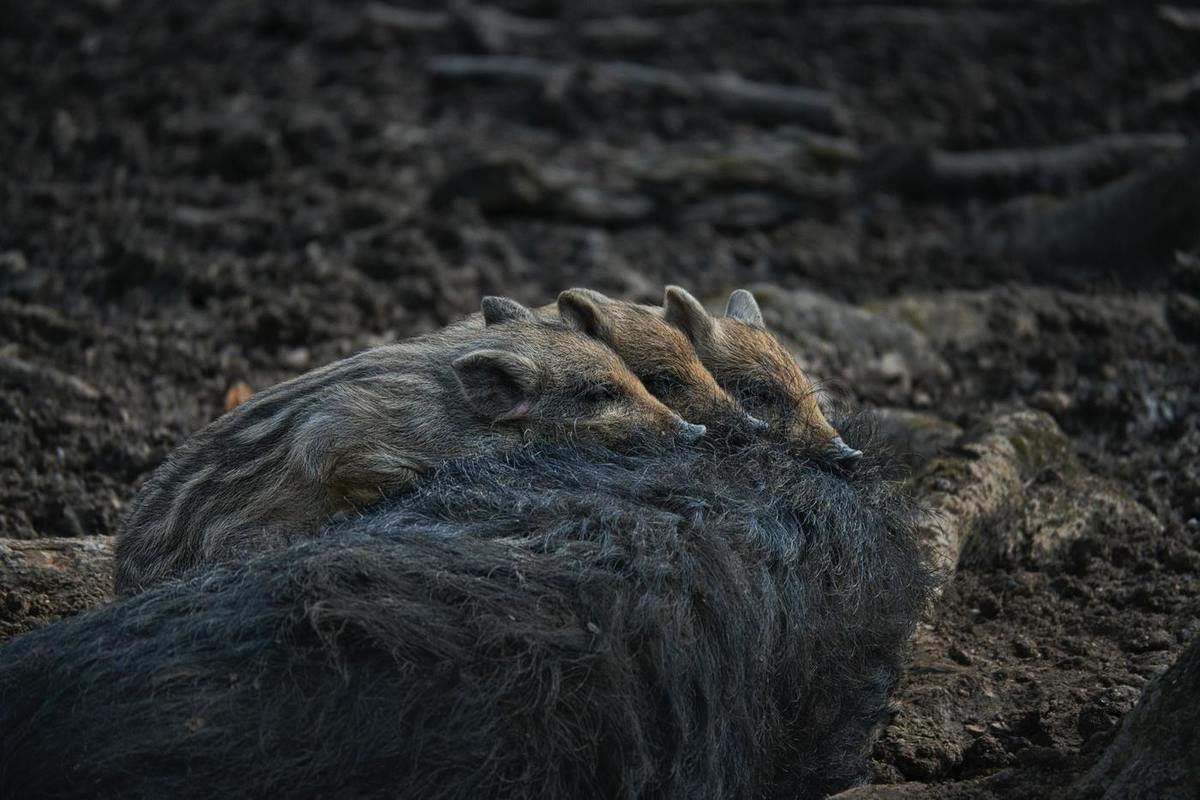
[481,296,536,326]
[724,289,764,328]
[567,287,611,304]
[556,289,614,341]
[662,285,714,343]
[453,349,541,422]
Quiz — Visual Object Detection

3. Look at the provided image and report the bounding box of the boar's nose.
[674,416,706,444]
[746,414,769,433]
[828,436,863,463]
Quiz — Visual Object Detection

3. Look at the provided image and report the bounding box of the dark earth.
[2,1,1199,797]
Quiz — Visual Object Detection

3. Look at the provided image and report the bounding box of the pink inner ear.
[496,397,531,422]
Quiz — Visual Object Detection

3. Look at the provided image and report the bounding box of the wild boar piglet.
[114,296,698,595]
[663,285,862,462]
[551,288,768,437]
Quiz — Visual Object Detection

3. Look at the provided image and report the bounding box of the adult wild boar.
[114,295,701,595]
[0,426,934,799]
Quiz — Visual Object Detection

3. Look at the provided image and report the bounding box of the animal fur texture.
[469,288,767,437]
[0,417,936,799]
[114,296,699,595]
[664,286,863,461]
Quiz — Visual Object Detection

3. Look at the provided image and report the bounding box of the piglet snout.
[828,436,863,463]
[674,416,707,444]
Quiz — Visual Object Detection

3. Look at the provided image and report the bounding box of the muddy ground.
[2,1,1199,797]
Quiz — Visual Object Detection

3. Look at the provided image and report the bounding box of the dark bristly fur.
[0,418,936,800]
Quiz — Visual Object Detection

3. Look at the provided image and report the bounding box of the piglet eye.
[642,373,683,397]
[579,383,618,404]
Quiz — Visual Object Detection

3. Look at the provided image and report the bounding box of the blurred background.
[2,2,1199,795]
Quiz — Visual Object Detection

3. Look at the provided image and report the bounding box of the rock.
[1012,636,1040,659]
[279,346,312,370]
[1073,637,1200,799]
[1027,389,1073,415]
[961,732,1013,773]
[0,536,115,641]
[745,285,952,406]
[948,644,974,666]
[1076,686,1141,740]
[869,292,996,353]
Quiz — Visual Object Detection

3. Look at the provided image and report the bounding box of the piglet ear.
[724,289,764,328]
[566,287,611,304]
[557,289,613,341]
[662,285,715,343]
[481,296,536,326]
[453,349,541,422]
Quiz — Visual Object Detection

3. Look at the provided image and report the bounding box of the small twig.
[364,2,556,52]
[579,16,663,47]
[428,54,571,86]
[0,354,101,402]
[362,2,449,32]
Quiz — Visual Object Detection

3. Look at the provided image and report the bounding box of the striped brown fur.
[114,297,695,595]
[464,288,765,436]
[663,286,862,461]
